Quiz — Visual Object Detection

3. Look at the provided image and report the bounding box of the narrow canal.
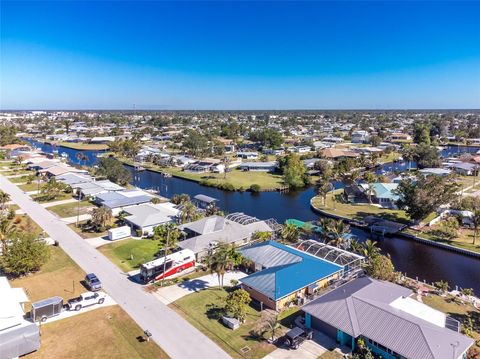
[26,139,480,292]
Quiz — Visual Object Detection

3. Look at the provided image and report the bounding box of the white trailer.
[108,226,131,241]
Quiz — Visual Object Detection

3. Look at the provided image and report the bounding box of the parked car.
[31,296,64,322]
[85,273,102,291]
[67,292,106,311]
[283,327,313,349]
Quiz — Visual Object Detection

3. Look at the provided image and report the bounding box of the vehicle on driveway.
[67,291,106,311]
[283,326,313,349]
[85,273,102,291]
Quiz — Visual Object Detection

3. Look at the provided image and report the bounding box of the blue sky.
[1,1,479,110]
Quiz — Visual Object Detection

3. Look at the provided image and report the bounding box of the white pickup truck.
[67,291,106,311]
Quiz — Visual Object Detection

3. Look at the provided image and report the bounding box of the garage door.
[311,316,337,339]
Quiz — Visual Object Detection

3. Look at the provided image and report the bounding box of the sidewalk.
[41,198,78,208]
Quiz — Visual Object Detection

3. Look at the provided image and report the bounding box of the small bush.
[249,184,261,193]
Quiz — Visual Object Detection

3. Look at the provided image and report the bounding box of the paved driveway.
[154,271,247,304]
[0,176,230,359]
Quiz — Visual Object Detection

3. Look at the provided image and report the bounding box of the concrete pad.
[36,293,117,325]
[85,235,132,248]
[41,198,77,208]
[264,330,349,359]
[62,213,92,224]
[153,271,247,304]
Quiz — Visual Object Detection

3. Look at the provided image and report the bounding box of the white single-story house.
[124,202,179,236]
[239,161,277,172]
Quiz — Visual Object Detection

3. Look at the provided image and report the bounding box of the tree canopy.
[394,175,459,221]
[96,157,132,186]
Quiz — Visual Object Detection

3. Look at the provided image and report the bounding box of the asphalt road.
[0,176,231,359]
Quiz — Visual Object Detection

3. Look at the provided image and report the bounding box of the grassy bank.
[120,157,284,191]
[58,141,109,151]
[98,238,159,272]
[403,227,480,254]
[311,190,409,224]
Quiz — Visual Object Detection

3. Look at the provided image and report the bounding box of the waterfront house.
[419,168,452,177]
[94,189,153,215]
[56,172,94,187]
[302,276,473,359]
[446,162,477,176]
[0,277,40,358]
[177,214,273,260]
[193,194,219,209]
[236,151,259,160]
[39,163,89,178]
[124,202,179,236]
[359,183,400,209]
[239,161,277,172]
[0,144,32,158]
[320,148,359,159]
[239,241,343,310]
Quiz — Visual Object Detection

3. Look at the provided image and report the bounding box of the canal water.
[25,139,480,292]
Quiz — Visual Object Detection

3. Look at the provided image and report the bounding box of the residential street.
[0,176,230,359]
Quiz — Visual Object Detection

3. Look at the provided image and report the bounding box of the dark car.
[283,327,313,349]
[85,273,102,291]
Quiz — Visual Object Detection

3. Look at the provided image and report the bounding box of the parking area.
[264,330,349,359]
[36,292,117,325]
[153,271,247,304]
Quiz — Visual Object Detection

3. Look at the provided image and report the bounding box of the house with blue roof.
[359,183,400,209]
[239,241,343,310]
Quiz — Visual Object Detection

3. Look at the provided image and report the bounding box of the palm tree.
[434,280,450,295]
[179,201,203,224]
[153,223,182,254]
[254,310,280,342]
[361,239,380,258]
[0,216,16,254]
[321,218,350,248]
[204,243,241,287]
[280,223,300,243]
[401,145,416,171]
[0,190,11,211]
[349,239,363,254]
[471,210,480,245]
[363,172,377,204]
[90,207,113,232]
[315,179,333,206]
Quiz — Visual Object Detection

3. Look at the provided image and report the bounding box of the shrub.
[249,184,261,192]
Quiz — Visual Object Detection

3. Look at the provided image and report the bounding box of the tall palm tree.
[204,243,241,287]
[471,210,480,245]
[315,179,333,206]
[0,190,11,211]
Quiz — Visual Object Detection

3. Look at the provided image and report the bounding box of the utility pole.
[76,187,81,227]
[161,227,170,287]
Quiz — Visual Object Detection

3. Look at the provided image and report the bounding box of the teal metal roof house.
[239,241,343,310]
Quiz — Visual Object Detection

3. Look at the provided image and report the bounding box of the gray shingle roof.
[302,277,474,359]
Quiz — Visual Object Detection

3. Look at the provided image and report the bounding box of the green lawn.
[170,288,280,359]
[165,168,284,191]
[31,192,72,203]
[18,182,46,192]
[403,227,480,254]
[48,200,94,218]
[311,190,409,224]
[8,175,32,183]
[119,157,284,191]
[98,238,159,272]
